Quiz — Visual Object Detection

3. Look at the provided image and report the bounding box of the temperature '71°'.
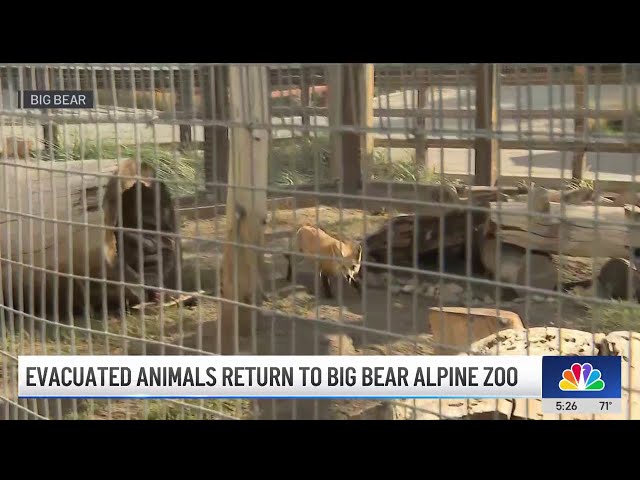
[600,401,613,411]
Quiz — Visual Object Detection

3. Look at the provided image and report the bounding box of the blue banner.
[542,356,622,399]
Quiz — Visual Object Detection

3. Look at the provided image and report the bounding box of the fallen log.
[0,158,181,319]
[363,210,484,271]
[488,200,640,258]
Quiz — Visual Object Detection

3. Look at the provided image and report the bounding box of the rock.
[401,284,416,294]
[594,333,607,349]
[321,334,356,356]
[532,295,545,302]
[546,296,556,303]
[470,327,602,357]
[428,307,525,355]
[389,284,402,294]
[421,284,437,297]
[274,285,308,297]
[483,295,493,303]
[391,398,513,420]
[468,327,640,420]
[439,283,465,302]
[599,331,640,420]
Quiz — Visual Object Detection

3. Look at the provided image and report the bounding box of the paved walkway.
[1,85,638,181]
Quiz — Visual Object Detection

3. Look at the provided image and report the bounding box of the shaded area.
[510,151,640,177]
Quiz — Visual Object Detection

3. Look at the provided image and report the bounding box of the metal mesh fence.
[1,63,639,420]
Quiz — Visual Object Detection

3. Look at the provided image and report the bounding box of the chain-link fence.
[1,63,638,420]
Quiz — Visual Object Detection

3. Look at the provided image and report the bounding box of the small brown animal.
[221,203,268,304]
[284,224,363,299]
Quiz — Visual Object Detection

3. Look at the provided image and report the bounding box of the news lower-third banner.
[17,354,623,414]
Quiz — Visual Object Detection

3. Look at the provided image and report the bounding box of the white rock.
[532,295,545,302]
[401,284,416,294]
[389,285,402,294]
[420,283,437,297]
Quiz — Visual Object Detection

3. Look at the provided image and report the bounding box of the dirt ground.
[0,204,601,420]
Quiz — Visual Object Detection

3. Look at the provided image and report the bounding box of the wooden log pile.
[483,182,640,299]
[364,210,479,271]
[363,180,640,302]
[362,185,507,271]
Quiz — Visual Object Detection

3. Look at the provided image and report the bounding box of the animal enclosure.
[1,63,639,420]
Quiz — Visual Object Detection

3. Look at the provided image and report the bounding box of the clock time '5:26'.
[556,401,577,411]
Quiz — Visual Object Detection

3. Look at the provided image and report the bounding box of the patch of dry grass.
[0,297,254,420]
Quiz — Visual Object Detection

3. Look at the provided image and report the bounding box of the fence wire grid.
[1,63,639,420]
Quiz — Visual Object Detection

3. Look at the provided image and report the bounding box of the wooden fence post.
[415,85,427,170]
[202,66,229,203]
[300,67,310,141]
[327,64,374,193]
[572,65,587,181]
[36,66,59,158]
[179,67,194,149]
[219,65,270,355]
[474,63,499,186]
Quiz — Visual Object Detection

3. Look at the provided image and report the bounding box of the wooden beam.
[36,67,59,157]
[474,64,499,186]
[202,66,229,203]
[572,65,587,180]
[176,196,319,221]
[327,64,374,193]
[327,65,343,182]
[220,65,270,355]
[300,67,310,141]
[362,64,375,184]
[178,67,194,148]
[415,87,427,169]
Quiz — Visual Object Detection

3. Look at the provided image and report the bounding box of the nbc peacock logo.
[559,362,605,392]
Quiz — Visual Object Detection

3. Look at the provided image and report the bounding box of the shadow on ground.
[510,151,640,177]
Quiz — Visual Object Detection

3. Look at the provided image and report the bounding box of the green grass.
[64,398,251,420]
[269,139,463,187]
[368,148,460,186]
[270,135,332,186]
[32,139,202,196]
[1,299,254,420]
[582,302,640,334]
[588,117,640,137]
[27,133,461,196]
